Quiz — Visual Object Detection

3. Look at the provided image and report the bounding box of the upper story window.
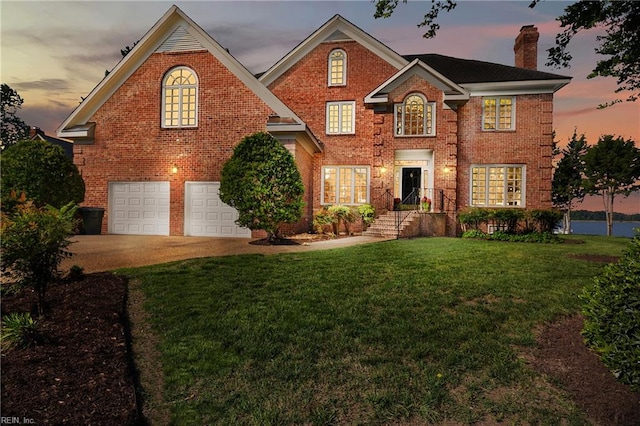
[395,93,435,136]
[162,67,198,128]
[471,165,525,207]
[326,101,355,135]
[483,97,515,131]
[328,49,346,86]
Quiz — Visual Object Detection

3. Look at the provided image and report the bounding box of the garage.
[184,182,251,237]
[108,182,170,235]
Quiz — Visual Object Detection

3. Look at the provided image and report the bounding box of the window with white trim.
[394,93,435,136]
[471,165,524,207]
[328,49,346,86]
[322,166,369,205]
[162,67,198,128]
[482,97,514,130]
[326,101,355,134]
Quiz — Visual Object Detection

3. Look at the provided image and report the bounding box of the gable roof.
[56,5,319,151]
[258,14,408,86]
[404,54,571,93]
[365,59,469,105]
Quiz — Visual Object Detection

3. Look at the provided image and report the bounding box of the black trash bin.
[79,207,105,235]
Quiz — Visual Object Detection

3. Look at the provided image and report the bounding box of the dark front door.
[401,168,421,204]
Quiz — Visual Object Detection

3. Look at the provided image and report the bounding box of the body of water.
[568,221,640,238]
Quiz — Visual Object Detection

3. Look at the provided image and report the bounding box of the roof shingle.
[403,53,570,84]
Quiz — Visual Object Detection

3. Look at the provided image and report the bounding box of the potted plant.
[393,198,401,211]
[421,197,431,212]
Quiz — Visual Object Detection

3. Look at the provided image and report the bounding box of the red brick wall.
[268,40,400,212]
[456,94,554,211]
[74,50,276,235]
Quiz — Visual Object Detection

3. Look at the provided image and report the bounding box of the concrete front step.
[364,210,420,238]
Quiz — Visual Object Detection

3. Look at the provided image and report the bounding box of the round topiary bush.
[580,233,640,391]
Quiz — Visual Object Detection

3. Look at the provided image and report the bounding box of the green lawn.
[123,235,630,425]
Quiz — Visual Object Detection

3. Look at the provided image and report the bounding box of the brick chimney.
[29,126,45,138]
[514,25,539,70]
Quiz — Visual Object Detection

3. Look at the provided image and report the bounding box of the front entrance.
[394,150,434,208]
[401,167,421,204]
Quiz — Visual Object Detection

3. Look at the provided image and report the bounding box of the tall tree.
[582,135,640,236]
[1,84,30,150]
[219,132,304,242]
[552,130,588,233]
[373,0,640,105]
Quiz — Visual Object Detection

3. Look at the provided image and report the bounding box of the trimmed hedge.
[458,208,562,234]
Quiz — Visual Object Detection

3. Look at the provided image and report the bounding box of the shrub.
[219,132,304,241]
[67,265,85,281]
[312,209,335,234]
[1,201,77,316]
[528,209,563,233]
[580,234,640,391]
[327,205,356,234]
[489,208,524,234]
[357,204,375,228]
[458,208,490,231]
[1,312,41,350]
[1,139,84,213]
[461,229,488,239]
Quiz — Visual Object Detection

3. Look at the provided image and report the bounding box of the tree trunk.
[602,190,615,236]
[564,205,572,234]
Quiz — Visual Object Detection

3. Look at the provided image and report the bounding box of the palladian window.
[395,94,435,136]
[162,67,198,128]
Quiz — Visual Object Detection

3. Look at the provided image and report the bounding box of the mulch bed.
[2,253,638,424]
[1,273,138,425]
[526,315,640,425]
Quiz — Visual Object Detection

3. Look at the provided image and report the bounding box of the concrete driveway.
[62,234,387,273]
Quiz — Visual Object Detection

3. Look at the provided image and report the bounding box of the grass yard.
[123,236,630,425]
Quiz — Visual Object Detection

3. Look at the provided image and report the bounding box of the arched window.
[395,93,435,136]
[162,67,198,128]
[328,49,346,86]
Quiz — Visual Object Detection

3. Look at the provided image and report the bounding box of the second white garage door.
[109,182,170,235]
[184,182,251,238]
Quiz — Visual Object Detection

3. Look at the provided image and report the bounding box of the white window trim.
[328,49,347,87]
[481,96,515,131]
[326,101,356,135]
[162,66,198,128]
[321,165,370,205]
[394,93,436,137]
[469,164,526,208]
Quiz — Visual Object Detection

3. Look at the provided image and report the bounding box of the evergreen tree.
[219,132,304,242]
[552,130,588,233]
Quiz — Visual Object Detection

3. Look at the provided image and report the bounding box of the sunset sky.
[2,0,638,213]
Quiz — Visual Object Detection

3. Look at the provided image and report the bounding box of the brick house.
[57,6,570,237]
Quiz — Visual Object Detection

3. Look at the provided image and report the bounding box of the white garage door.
[109,182,170,235]
[184,182,251,238]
